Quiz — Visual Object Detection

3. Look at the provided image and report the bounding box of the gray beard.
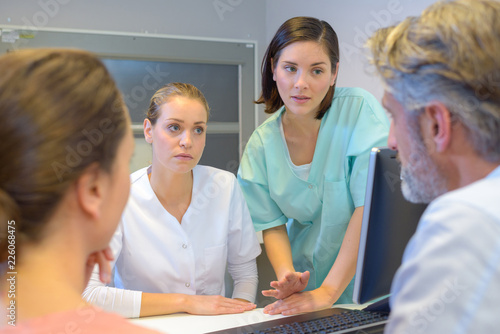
[400,127,448,204]
[401,163,446,204]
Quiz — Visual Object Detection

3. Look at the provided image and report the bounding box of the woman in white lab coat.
[84,82,261,318]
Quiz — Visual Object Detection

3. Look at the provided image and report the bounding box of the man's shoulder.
[431,169,500,222]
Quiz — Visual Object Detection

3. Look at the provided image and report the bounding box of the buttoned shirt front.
[84,165,261,318]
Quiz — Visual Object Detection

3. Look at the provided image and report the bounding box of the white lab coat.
[83,165,261,318]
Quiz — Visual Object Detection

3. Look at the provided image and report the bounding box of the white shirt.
[83,165,261,318]
[386,166,500,334]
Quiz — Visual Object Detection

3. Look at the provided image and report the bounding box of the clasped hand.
[84,246,114,290]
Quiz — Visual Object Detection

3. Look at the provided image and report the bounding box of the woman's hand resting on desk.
[140,293,256,317]
[263,284,338,316]
[262,270,310,300]
[183,295,256,315]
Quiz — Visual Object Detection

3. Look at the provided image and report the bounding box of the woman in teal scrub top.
[237,17,389,315]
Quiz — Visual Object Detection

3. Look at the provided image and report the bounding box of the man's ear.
[75,163,106,220]
[423,102,452,153]
[144,118,153,144]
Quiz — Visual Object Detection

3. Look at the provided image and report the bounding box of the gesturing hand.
[263,285,337,316]
[262,271,310,300]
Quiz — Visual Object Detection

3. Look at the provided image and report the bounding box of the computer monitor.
[204,148,423,334]
[353,147,428,305]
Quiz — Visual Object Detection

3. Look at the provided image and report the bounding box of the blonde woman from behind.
[0,48,159,333]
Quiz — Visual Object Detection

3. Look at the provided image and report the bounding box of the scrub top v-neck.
[238,87,389,304]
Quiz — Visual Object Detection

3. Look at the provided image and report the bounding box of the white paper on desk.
[1,29,19,43]
[130,309,288,334]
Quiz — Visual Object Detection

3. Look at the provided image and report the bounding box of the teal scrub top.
[237,87,389,304]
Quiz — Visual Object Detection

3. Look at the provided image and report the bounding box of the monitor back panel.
[354,147,428,304]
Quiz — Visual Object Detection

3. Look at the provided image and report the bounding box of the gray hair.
[367,0,500,162]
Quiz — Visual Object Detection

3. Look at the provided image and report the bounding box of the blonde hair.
[0,49,128,260]
[367,0,500,162]
[146,82,210,125]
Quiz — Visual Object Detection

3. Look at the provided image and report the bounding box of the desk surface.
[130,304,367,334]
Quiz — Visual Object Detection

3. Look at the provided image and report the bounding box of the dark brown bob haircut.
[256,16,340,119]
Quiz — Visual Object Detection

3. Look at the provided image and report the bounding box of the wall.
[0,0,268,171]
[0,0,266,41]
[1,0,441,123]
[0,0,268,115]
[265,0,437,102]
